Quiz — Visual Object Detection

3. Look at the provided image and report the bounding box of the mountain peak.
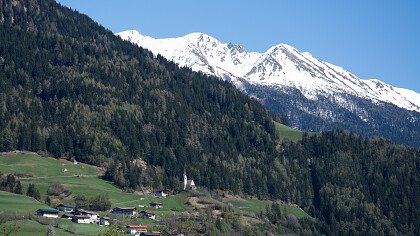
[267,43,297,53]
[184,32,219,44]
[122,29,143,38]
[117,30,420,113]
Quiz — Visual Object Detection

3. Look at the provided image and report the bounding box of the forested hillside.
[284,132,419,235]
[0,0,418,235]
[0,0,280,191]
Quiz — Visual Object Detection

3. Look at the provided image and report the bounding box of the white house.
[139,210,156,220]
[149,202,164,209]
[99,217,110,226]
[36,209,59,218]
[154,190,168,198]
[183,170,197,191]
[126,225,148,235]
[72,215,91,224]
[72,209,99,222]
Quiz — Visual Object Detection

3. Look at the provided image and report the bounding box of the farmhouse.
[154,190,168,198]
[139,210,156,220]
[36,209,59,218]
[99,217,110,226]
[72,209,99,221]
[126,225,148,235]
[149,202,163,209]
[72,215,91,224]
[56,203,74,212]
[111,207,137,216]
[183,170,197,191]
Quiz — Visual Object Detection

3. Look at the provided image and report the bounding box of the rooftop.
[127,225,148,229]
[113,207,136,210]
[140,210,155,215]
[37,209,59,214]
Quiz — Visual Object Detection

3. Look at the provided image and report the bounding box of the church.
[183,170,197,191]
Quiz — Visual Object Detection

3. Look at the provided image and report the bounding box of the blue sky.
[57,0,420,92]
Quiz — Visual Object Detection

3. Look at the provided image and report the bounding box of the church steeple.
[183,168,187,190]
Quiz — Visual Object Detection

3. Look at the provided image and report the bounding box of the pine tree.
[26,183,35,197]
[26,183,41,201]
[6,174,16,193]
[14,181,22,194]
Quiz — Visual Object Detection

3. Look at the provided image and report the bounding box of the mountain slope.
[0,0,279,192]
[118,30,420,148]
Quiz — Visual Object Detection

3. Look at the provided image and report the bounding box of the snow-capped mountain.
[117,30,420,113]
[117,30,420,148]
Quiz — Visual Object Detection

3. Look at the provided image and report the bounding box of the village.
[33,171,197,236]
[0,152,314,235]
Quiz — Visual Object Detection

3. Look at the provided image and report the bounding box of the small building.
[139,210,156,220]
[36,209,59,218]
[126,225,148,235]
[99,217,110,226]
[111,207,137,216]
[72,209,99,221]
[183,170,197,191]
[154,190,168,198]
[149,202,164,209]
[61,213,74,219]
[72,215,91,224]
[56,204,74,212]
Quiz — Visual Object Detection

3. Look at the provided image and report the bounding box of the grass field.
[21,176,130,203]
[55,220,103,235]
[0,191,51,213]
[274,122,316,142]
[0,152,190,215]
[113,192,191,218]
[0,152,98,177]
[0,220,71,236]
[225,198,313,220]
[0,218,105,236]
[0,153,191,235]
[0,152,315,234]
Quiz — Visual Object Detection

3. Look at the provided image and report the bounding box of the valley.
[0,152,312,235]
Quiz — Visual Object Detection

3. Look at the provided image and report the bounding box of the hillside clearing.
[0,152,98,177]
[275,122,316,142]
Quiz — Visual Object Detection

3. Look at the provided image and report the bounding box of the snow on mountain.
[117,30,420,113]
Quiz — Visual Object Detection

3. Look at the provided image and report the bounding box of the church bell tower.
[183,169,187,190]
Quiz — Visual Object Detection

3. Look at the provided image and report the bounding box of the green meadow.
[274,122,317,142]
[0,152,98,177]
[226,198,313,220]
[0,152,314,235]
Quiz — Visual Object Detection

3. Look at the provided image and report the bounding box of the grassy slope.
[0,152,98,177]
[274,122,316,142]
[0,220,71,236]
[226,198,313,220]
[0,153,191,235]
[0,191,51,213]
[0,218,103,236]
[0,152,314,234]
